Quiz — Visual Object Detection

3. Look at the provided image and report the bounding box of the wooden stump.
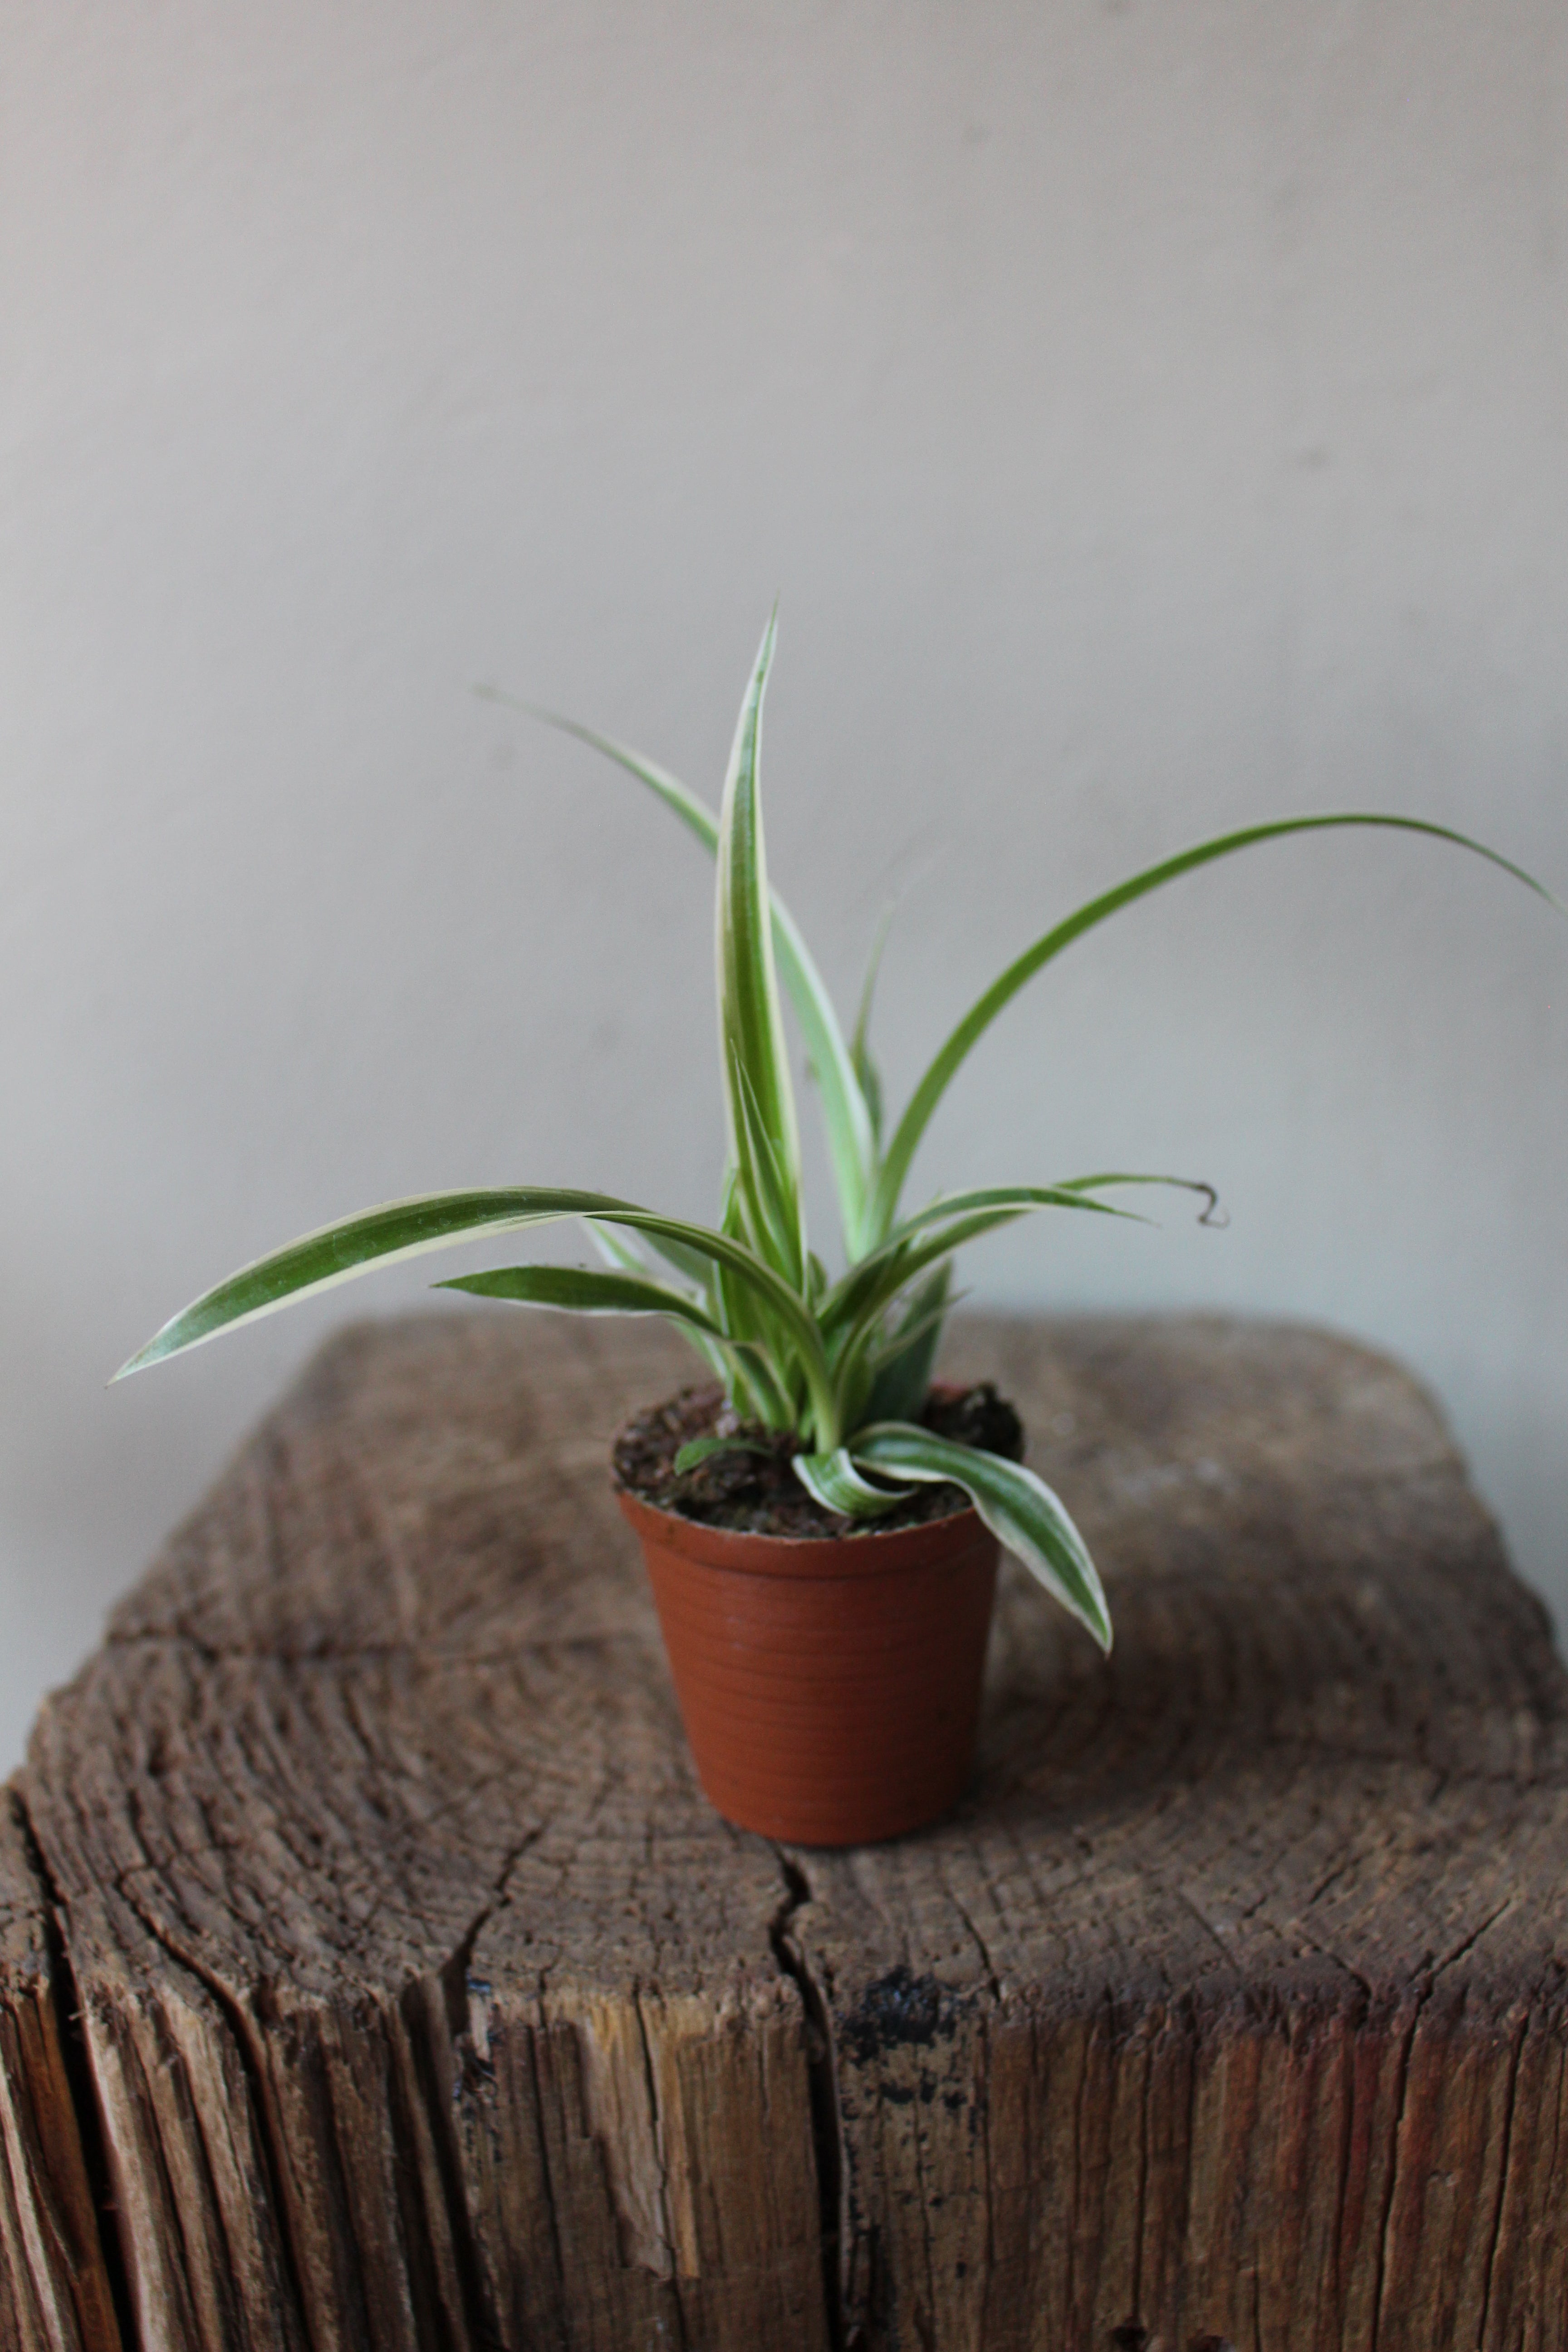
[5,1310,1568,2352]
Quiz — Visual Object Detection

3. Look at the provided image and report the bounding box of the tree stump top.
[9,1310,1568,2352]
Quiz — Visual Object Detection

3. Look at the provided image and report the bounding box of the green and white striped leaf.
[115,1187,837,1436]
[586,1215,722,1294]
[115,1188,564,1376]
[437,1262,723,1324]
[494,686,877,1254]
[702,1164,798,1425]
[445,1264,800,1421]
[792,1447,912,1519]
[725,1344,797,1427]
[583,1218,649,1274]
[883,1184,1153,1246]
[850,1423,1112,1652]
[730,1047,806,1282]
[708,1167,765,1361]
[717,613,806,1287]
[823,1184,1141,1345]
[870,813,1563,1238]
[585,1221,734,1381]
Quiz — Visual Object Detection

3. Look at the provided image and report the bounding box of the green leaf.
[708,1166,767,1369]
[438,1262,724,1324]
[673,1434,773,1474]
[730,1045,806,1282]
[115,1187,838,1438]
[716,613,806,1286]
[583,1217,650,1274]
[870,813,1564,1239]
[860,1262,953,1427]
[773,907,877,1257]
[851,900,896,1148]
[582,1221,732,1384]
[729,1346,799,1428]
[822,1184,1142,1346]
[587,1215,721,1293]
[116,1188,565,1376]
[708,1164,750,1328]
[476,690,712,855]
[1054,1171,1225,1225]
[442,1260,792,1403]
[492,685,877,1255]
[850,1424,1112,1651]
[883,1184,1152,1246]
[700,1164,794,1426]
[792,1447,912,1519]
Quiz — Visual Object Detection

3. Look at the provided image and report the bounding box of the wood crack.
[630,1988,688,2347]
[1293,1936,1373,2004]
[949,1890,1002,2005]
[767,1847,845,2352]
[117,1891,317,2350]
[520,2006,568,2313]
[438,1825,547,2043]
[1368,1974,1434,2352]
[1433,1897,1519,1980]
[13,1786,136,2352]
[1475,2014,1527,2351]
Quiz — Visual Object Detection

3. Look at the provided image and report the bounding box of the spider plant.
[116,615,1557,1656]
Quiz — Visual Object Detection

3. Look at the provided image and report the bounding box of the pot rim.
[615,1483,989,1581]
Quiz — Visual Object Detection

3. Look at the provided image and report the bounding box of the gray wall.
[5,1,1566,1766]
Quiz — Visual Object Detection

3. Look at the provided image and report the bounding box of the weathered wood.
[12,1310,1568,2350]
[0,1788,122,2352]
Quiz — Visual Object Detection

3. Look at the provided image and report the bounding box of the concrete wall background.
[4,1,1566,1765]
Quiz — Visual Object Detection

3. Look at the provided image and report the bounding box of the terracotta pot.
[617,1487,1000,1846]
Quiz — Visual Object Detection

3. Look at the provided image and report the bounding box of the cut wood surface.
[8,1310,1568,2352]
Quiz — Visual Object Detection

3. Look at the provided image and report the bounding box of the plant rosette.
[118,613,1561,1846]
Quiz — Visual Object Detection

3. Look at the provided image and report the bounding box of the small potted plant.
[118,615,1555,1845]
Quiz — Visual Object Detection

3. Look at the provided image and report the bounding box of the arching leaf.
[851,1423,1111,1651]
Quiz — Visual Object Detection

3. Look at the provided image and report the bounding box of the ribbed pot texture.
[617,1486,1000,1846]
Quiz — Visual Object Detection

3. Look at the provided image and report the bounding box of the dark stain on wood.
[840,1970,963,2068]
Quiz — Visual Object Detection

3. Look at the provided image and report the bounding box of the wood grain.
[0,1787,122,2352]
[9,1310,1568,2350]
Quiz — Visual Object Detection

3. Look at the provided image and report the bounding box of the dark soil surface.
[611,1381,1025,1538]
